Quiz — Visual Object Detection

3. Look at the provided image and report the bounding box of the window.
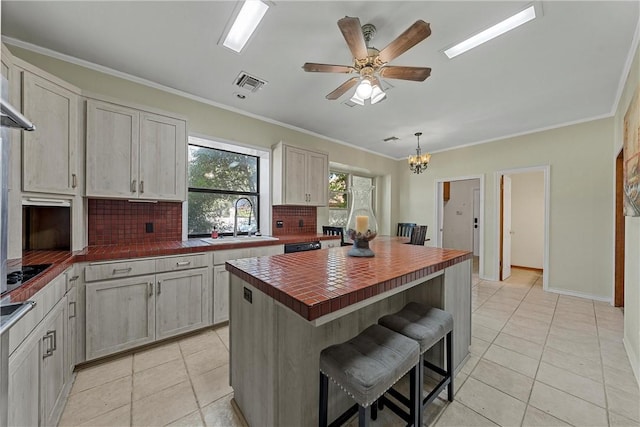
[188,144,259,237]
[328,172,374,227]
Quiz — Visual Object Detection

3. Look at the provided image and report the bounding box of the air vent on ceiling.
[383,136,399,142]
[234,71,267,92]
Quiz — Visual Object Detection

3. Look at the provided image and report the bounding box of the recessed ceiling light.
[444,4,537,59]
[220,0,270,53]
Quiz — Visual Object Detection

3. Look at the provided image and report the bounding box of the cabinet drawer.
[155,253,208,272]
[85,259,156,282]
[213,248,251,265]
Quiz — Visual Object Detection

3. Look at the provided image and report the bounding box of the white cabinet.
[212,265,230,324]
[85,275,156,360]
[8,296,67,427]
[20,68,79,195]
[156,268,209,339]
[272,142,328,206]
[84,254,209,360]
[65,284,78,380]
[86,98,187,201]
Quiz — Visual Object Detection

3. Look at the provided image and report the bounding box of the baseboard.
[545,286,612,303]
[511,265,543,273]
[623,336,640,388]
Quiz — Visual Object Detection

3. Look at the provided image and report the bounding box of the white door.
[502,175,512,280]
[473,188,480,256]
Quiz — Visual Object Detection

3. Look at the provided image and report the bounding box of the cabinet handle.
[131,179,137,193]
[157,281,162,295]
[140,180,144,194]
[148,282,153,297]
[113,267,132,275]
[69,275,79,282]
[176,261,191,267]
[69,301,76,319]
[42,333,53,359]
[50,330,57,353]
[72,173,77,188]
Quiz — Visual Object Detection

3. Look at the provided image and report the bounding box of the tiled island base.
[228,259,471,427]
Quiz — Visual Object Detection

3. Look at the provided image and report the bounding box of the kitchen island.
[225,237,472,427]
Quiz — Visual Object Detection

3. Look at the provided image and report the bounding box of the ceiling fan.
[303,16,432,104]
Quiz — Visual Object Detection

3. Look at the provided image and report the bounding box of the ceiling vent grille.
[235,72,267,92]
[383,136,399,142]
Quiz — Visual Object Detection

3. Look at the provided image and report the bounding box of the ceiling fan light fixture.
[350,92,365,105]
[370,85,386,104]
[444,4,537,59]
[221,0,269,53]
[355,79,373,99]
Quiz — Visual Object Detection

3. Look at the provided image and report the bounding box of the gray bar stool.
[319,324,420,427]
[378,302,454,426]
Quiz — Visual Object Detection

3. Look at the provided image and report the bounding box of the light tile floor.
[58,268,640,426]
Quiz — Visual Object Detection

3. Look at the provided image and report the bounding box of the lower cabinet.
[156,268,209,339]
[212,265,230,324]
[85,261,210,361]
[86,275,156,360]
[8,296,67,427]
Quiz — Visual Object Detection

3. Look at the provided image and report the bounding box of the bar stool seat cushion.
[319,324,419,407]
[379,302,453,353]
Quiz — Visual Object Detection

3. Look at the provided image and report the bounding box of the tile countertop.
[226,236,473,321]
[2,234,337,304]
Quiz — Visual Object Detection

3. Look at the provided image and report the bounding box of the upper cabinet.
[86,98,187,201]
[272,142,328,206]
[15,60,80,195]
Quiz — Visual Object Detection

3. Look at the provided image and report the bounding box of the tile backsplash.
[88,199,182,245]
[272,206,317,235]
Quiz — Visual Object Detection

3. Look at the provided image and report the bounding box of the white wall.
[510,171,544,269]
[397,117,614,300]
[443,179,478,251]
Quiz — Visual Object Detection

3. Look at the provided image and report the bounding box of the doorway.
[497,166,550,288]
[435,175,484,281]
[615,149,625,307]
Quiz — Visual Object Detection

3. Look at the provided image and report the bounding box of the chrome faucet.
[233,197,254,237]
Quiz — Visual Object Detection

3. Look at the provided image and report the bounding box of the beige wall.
[614,38,640,385]
[510,171,545,269]
[397,117,614,300]
[8,46,400,236]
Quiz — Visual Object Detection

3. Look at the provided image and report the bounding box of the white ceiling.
[2,1,638,159]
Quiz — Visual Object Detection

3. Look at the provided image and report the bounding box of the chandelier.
[408,132,431,174]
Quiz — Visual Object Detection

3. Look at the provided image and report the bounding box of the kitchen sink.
[200,236,279,245]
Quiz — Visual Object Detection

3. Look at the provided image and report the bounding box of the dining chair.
[397,223,416,237]
[322,226,352,246]
[408,225,428,246]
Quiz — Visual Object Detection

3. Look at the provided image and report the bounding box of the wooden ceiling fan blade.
[378,20,431,64]
[326,77,359,100]
[379,66,431,81]
[302,63,354,73]
[338,16,368,60]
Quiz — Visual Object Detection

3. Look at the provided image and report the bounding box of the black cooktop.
[4,264,52,293]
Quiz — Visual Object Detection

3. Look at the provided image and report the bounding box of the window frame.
[187,143,260,238]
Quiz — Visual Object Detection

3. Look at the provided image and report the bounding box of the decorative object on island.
[408,132,431,174]
[346,185,377,257]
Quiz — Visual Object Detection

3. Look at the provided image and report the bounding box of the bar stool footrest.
[328,404,359,427]
[386,387,411,408]
[378,395,413,425]
[423,376,451,407]
[424,360,448,377]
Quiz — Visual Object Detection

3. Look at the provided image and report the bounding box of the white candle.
[355,215,368,234]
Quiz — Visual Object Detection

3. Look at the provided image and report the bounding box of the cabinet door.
[86,275,155,360]
[139,112,187,201]
[213,265,230,324]
[86,100,139,198]
[156,268,209,339]
[283,145,308,205]
[66,286,77,380]
[7,324,42,427]
[306,150,328,206]
[22,72,78,195]
[41,299,67,427]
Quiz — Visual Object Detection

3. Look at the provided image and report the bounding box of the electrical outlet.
[276,220,283,228]
[298,219,304,227]
[243,287,252,303]
[145,222,154,233]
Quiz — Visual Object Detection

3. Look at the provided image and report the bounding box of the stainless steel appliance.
[1,75,36,427]
[284,241,322,253]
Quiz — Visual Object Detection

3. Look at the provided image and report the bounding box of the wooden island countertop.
[226,236,472,322]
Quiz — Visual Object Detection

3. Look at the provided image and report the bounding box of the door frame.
[614,148,625,307]
[434,174,485,280]
[496,165,550,289]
